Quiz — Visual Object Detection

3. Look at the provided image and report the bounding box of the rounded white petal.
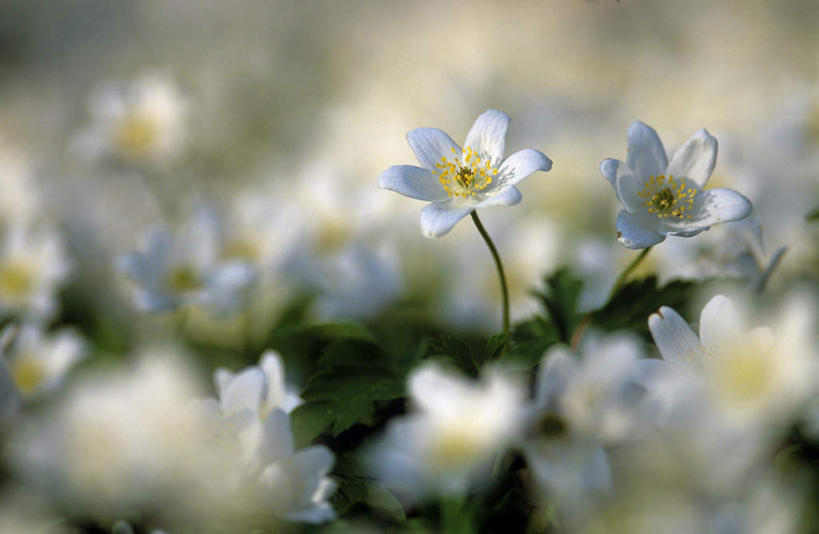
[499,148,552,187]
[419,203,472,238]
[220,368,265,415]
[616,211,665,249]
[648,306,703,363]
[600,158,628,189]
[687,188,752,227]
[615,172,646,213]
[406,127,460,170]
[464,109,510,166]
[626,121,668,180]
[476,186,522,208]
[666,128,718,187]
[535,346,576,408]
[698,295,741,353]
[378,165,449,202]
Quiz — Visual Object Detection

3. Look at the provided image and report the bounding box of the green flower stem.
[606,246,652,303]
[471,211,510,336]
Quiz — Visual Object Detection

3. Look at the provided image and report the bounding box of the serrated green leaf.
[487,333,509,360]
[428,334,477,375]
[593,276,697,334]
[535,268,583,343]
[290,401,335,447]
[304,322,377,343]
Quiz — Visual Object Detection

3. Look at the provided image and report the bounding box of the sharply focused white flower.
[2,324,86,398]
[648,294,816,426]
[75,72,189,166]
[369,363,525,500]
[378,110,552,237]
[0,223,70,321]
[601,122,752,249]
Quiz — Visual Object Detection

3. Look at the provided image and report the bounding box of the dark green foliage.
[533,268,584,344]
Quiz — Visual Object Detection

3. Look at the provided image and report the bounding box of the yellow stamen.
[639,175,696,219]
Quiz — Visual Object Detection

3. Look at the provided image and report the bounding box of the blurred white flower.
[118,207,256,315]
[2,324,85,398]
[9,353,218,521]
[213,349,301,418]
[648,294,817,427]
[378,109,552,237]
[369,363,525,500]
[601,122,752,249]
[75,72,189,166]
[200,350,335,524]
[0,223,70,321]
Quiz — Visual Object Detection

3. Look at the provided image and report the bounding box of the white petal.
[616,211,665,249]
[687,188,752,227]
[214,368,234,396]
[260,350,294,412]
[378,165,449,202]
[406,127,460,170]
[464,109,510,166]
[600,158,628,190]
[666,128,717,187]
[259,408,295,462]
[476,186,522,208]
[409,364,467,413]
[698,295,741,353]
[648,306,703,363]
[626,121,668,180]
[535,346,576,408]
[499,149,552,186]
[419,202,472,238]
[220,368,265,415]
[615,173,646,213]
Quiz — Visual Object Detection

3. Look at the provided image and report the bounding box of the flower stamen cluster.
[637,174,696,219]
[436,146,497,200]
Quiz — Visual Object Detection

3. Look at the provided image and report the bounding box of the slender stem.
[470,211,510,336]
[606,246,652,303]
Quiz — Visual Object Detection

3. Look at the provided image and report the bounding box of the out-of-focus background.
[1,0,817,335]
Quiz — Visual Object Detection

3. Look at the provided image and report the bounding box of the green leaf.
[303,322,377,343]
[593,276,697,335]
[290,401,336,448]
[330,457,406,522]
[807,205,819,222]
[487,333,509,360]
[297,340,405,438]
[534,268,583,344]
[428,334,477,375]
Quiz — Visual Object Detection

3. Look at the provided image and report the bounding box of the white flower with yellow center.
[2,324,86,398]
[378,110,552,237]
[648,294,816,425]
[601,122,752,249]
[0,223,70,320]
[369,363,525,499]
[76,72,189,166]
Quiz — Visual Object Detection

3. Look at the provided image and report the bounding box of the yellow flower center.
[166,265,202,293]
[0,259,35,300]
[116,113,158,158]
[708,339,774,407]
[637,175,696,219]
[436,146,498,200]
[11,353,46,395]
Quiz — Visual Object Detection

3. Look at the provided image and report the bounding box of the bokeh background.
[1,1,818,532]
[1,0,817,334]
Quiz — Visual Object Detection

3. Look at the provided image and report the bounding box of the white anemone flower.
[0,223,70,321]
[118,208,256,315]
[76,72,189,166]
[601,122,752,249]
[2,324,86,398]
[199,350,335,524]
[378,110,552,237]
[369,363,525,500]
[648,294,816,426]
